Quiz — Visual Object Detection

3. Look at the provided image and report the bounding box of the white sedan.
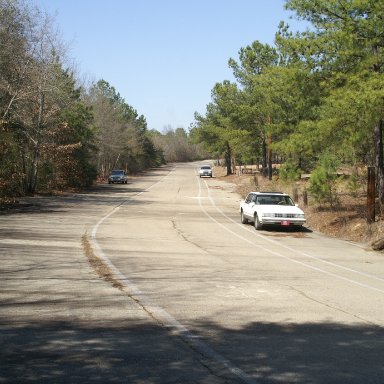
[240,191,306,230]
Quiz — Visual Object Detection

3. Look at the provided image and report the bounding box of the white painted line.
[197,177,384,295]
[90,165,257,384]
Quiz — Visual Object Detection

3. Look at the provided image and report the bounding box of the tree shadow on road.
[1,309,383,383]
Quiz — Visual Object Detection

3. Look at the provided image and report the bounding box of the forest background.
[1,0,384,244]
[0,0,209,200]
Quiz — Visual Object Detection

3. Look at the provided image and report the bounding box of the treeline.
[149,127,210,163]
[191,0,384,204]
[0,0,205,202]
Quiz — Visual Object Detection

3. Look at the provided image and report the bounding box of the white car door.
[243,193,256,219]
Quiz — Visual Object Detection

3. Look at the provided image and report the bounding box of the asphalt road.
[1,162,384,383]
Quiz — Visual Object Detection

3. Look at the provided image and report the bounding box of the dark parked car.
[108,170,128,184]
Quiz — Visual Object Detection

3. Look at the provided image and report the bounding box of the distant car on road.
[239,191,306,230]
[199,165,213,178]
[108,169,128,184]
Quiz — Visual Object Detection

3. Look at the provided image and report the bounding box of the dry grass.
[82,234,124,290]
[215,166,384,247]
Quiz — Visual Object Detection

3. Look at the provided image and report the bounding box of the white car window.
[245,194,254,204]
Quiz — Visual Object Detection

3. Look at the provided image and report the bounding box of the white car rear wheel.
[241,210,248,224]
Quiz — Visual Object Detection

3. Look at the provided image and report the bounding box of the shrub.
[347,170,363,198]
[308,154,339,207]
[280,159,301,182]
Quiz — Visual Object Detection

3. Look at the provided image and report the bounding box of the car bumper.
[261,218,306,226]
[109,178,125,183]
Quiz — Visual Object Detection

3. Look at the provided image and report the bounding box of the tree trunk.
[367,166,376,223]
[28,91,45,194]
[267,133,272,180]
[261,130,267,177]
[21,150,28,194]
[224,141,232,175]
[374,118,384,207]
[31,146,40,193]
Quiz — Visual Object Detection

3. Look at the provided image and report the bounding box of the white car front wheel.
[254,214,263,230]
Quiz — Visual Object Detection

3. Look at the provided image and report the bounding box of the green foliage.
[279,159,301,182]
[4,0,384,203]
[0,1,163,200]
[86,79,160,176]
[284,0,384,202]
[191,80,261,174]
[191,0,384,210]
[308,154,340,207]
[228,40,278,83]
[347,174,361,198]
[59,102,98,188]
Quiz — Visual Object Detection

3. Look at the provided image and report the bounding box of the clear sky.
[34,0,304,132]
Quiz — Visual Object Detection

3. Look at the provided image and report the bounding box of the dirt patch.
[214,166,384,248]
[82,234,124,291]
[208,185,225,190]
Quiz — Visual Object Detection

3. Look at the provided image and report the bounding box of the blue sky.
[35,0,305,132]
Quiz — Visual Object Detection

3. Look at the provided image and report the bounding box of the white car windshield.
[256,195,294,206]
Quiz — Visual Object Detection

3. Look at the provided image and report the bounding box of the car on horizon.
[108,169,128,184]
[199,165,213,178]
[239,191,306,230]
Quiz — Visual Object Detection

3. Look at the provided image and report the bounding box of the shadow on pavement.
[0,316,383,383]
[0,163,176,216]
